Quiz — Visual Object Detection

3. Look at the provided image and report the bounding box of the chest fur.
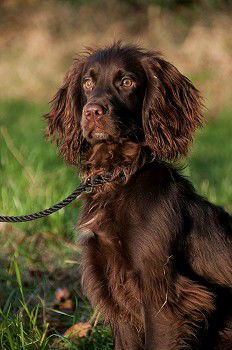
[78,199,143,325]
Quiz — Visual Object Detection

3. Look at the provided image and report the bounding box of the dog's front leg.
[111,322,143,350]
[142,297,174,350]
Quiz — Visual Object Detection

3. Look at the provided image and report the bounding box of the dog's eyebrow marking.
[83,67,98,81]
[88,68,97,79]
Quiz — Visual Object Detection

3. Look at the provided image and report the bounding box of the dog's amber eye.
[121,78,134,88]
[83,79,94,91]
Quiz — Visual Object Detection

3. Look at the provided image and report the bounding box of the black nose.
[84,104,104,120]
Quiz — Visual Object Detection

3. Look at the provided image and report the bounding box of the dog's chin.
[84,130,143,146]
[85,130,112,144]
[83,127,141,145]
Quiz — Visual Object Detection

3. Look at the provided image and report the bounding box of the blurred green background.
[0,0,232,348]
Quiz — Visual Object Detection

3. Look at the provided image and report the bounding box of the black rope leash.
[0,175,109,223]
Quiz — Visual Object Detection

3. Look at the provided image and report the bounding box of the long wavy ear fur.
[44,57,86,166]
[142,52,203,161]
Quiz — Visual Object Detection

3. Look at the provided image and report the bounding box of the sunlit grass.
[189,107,232,211]
[0,99,81,238]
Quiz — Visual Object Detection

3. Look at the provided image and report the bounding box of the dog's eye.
[83,79,94,91]
[121,78,134,88]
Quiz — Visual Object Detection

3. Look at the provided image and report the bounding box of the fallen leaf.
[54,287,73,310]
[54,288,70,302]
[59,299,73,310]
[64,322,92,341]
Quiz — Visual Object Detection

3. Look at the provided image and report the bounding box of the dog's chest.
[78,191,128,243]
[78,201,128,263]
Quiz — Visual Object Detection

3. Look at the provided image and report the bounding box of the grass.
[189,107,232,211]
[0,99,81,238]
[0,99,232,349]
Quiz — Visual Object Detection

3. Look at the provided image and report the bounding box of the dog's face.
[45,43,203,165]
[81,49,146,143]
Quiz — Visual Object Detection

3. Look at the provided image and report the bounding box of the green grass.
[0,99,232,349]
[189,108,232,211]
[0,99,82,238]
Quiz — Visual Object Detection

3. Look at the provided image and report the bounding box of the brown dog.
[45,43,232,350]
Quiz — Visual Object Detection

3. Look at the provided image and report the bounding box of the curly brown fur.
[45,42,232,349]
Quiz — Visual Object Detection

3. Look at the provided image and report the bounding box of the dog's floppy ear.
[44,57,86,166]
[141,52,203,161]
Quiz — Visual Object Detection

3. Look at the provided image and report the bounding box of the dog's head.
[45,42,203,165]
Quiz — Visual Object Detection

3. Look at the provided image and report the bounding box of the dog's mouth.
[82,119,120,143]
[83,126,143,145]
[83,126,116,143]
[81,110,142,144]
[89,130,109,140]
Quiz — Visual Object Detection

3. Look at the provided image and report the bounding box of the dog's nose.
[84,104,104,120]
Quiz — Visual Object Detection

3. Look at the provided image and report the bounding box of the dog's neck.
[81,141,151,189]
